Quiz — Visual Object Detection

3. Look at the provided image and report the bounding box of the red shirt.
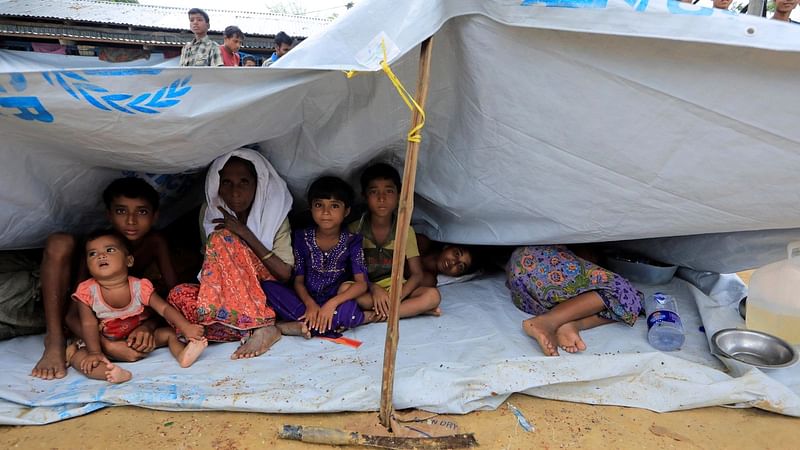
[220,45,240,66]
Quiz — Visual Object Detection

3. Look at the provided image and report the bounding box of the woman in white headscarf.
[167,149,298,359]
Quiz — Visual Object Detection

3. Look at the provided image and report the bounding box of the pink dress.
[72,277,154,340]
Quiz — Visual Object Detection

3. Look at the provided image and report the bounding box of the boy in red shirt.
[220,25,243,66]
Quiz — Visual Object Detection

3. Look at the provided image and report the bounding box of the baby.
[69,230,207,383]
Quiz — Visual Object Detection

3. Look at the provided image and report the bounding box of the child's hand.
[183,324,205,341]
[318,302,337,332]
[212,207,253,239]
[127,325,156,353]
[372,286,390,321]
[300,303,321,330]
[81,352,109,374]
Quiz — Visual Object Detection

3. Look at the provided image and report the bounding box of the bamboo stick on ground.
[279,425,478,449]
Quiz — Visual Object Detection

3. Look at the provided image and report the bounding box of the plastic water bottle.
[644,292,685,351]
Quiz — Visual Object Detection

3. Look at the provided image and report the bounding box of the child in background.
[32,177,178,380]
[416,235,477,288]
[180,8,223,67]
[220,25,243,67]
[350,163,441,320]
[269,176,374,335]
[69,230,207,383]
[242,55,258,67]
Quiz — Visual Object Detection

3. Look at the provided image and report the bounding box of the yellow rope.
[343,39,426,143]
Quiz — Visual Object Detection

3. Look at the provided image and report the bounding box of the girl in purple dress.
[264,176,374,335]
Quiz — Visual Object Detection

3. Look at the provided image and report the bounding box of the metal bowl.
[711,328,798,369]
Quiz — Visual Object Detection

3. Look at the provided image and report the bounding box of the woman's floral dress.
[167,229,276,341]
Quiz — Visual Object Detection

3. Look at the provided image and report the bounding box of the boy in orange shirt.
[220,25,243,66]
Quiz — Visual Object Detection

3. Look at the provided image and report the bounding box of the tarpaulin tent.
[1,0,799,424]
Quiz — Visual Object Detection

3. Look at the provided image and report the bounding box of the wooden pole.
[379,36,434,430]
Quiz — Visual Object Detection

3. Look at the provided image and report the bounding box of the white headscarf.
[202,148,292,250]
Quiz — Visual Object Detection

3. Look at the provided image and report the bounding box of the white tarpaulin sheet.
[1,274,797,425]
[2,0,800,423]
[1,0,800,269]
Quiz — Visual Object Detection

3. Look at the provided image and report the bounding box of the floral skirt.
[505,245,642,325]
[167,229,276,342]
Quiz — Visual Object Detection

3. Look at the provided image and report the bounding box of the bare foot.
[555,321,587,354]
[177,338,208,368]
[31,337,67,380]
[102,339,146,363]
[522,316,560,356]
[423,307,442,317]
[276,321,311,339]
[104,363,132,383]
[232,326,280,359]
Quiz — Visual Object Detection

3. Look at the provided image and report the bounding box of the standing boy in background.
[262,31,293,67]
[180,8,223,67]
[772,0,800,22]
[220,26,243,66]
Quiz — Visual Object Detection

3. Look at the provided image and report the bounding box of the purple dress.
[262,227,367,332]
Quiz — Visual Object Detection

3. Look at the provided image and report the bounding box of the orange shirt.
[219,45,240,67]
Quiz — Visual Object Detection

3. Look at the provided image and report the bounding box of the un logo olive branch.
[42,69,192,114]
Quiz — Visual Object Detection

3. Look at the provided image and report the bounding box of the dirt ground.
[4,270,797,449]
[1,393,797,449]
